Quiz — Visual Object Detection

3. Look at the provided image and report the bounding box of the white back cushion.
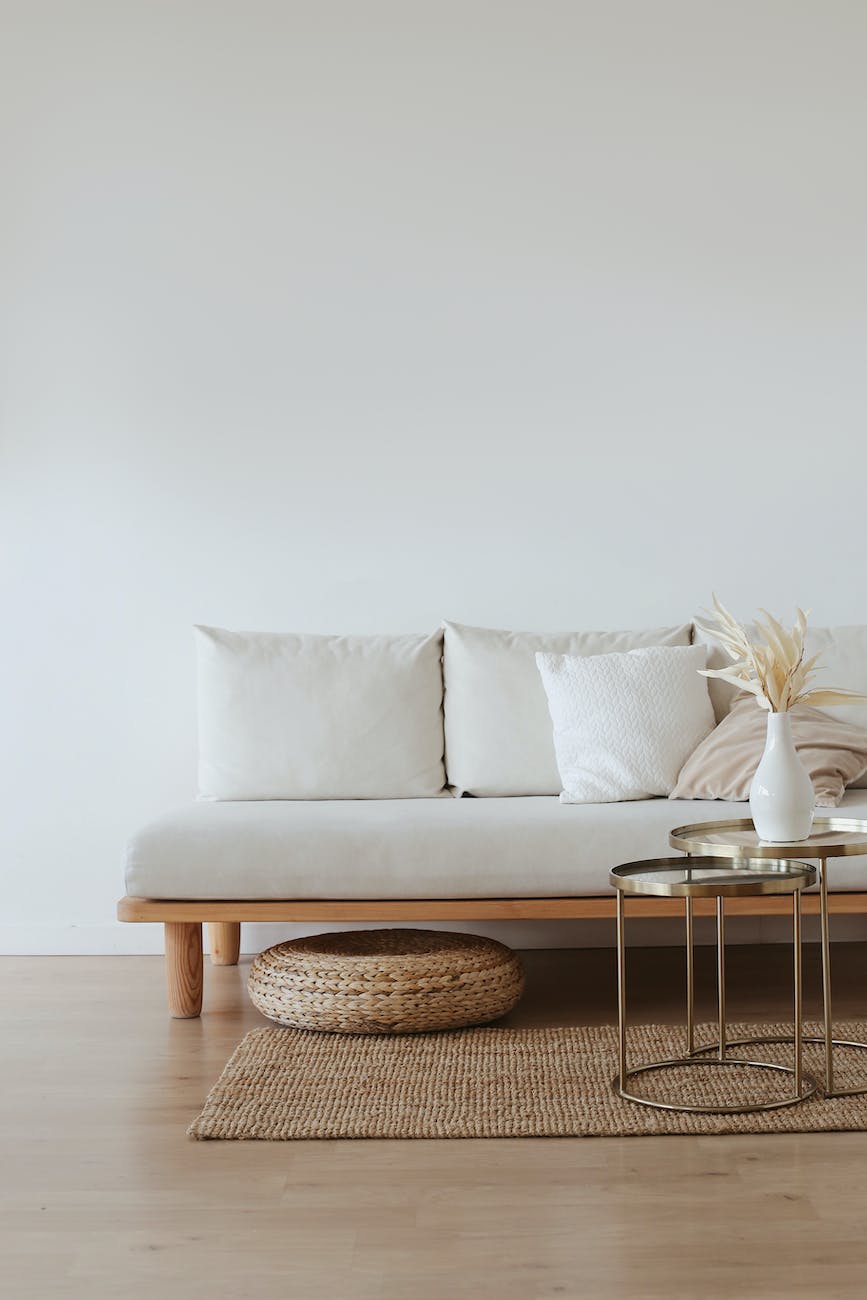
[196,626,445,800]
[536,645,715,803]
[693,620,867,789]
[805,626,867,788]
[442,621,692,796]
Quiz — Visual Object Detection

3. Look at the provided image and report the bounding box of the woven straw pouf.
[247,929,525,1034]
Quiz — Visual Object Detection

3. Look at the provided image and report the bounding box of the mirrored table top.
[610,856,817,898]
[669,818,867,859]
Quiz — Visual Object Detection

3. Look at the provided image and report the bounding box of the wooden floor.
[5,945,867,1299]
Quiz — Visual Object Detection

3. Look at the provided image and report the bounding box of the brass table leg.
[794,888,803,1097]
[617,889,627,1094]
[716,897,726,1062]
[685,897,695,1057]
[819,855,834,1095]
[815,854,867,1098]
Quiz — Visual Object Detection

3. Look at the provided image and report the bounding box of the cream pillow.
[443,621,692,796]
[196,626,445,800]
[671,695,867,806]
[536,644,715,803]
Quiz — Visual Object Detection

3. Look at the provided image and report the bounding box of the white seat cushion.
[125,790,867,900]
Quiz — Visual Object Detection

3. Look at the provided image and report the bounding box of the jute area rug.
[189,1021,867,1140]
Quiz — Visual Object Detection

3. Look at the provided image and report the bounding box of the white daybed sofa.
[119,619,867,1015]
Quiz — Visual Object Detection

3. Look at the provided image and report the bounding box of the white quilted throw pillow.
[535,644,715,803]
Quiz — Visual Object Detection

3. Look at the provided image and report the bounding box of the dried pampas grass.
[695,595,867,714]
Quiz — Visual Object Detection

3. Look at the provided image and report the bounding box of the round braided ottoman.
[247,929,525,1034]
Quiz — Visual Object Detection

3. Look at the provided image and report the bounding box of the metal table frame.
[670,818,867,1098]
[612,856,818,1115]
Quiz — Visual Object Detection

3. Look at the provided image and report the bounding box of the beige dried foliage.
[695,595,867,714]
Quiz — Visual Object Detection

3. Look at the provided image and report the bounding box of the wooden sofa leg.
[209,922,241,966]
[165,922,203,1018]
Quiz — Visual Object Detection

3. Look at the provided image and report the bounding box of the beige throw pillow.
[670,695,867,807]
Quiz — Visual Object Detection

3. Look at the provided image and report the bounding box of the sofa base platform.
[117,894,867,1017]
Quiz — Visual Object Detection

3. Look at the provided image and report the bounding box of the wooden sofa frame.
[117,892,867,1017]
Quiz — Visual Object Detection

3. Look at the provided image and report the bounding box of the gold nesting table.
[670,818,867,1098]
[611,856,818,1114]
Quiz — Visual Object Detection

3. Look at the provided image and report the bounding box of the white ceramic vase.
[749,711,814,842]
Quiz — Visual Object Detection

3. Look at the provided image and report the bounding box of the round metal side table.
[670,818,867,1098]
[611,856,818,1114]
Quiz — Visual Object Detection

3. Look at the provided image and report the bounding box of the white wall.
[2,1,867,954]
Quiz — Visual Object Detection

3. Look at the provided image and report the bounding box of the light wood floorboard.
[4,945,867,1299]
